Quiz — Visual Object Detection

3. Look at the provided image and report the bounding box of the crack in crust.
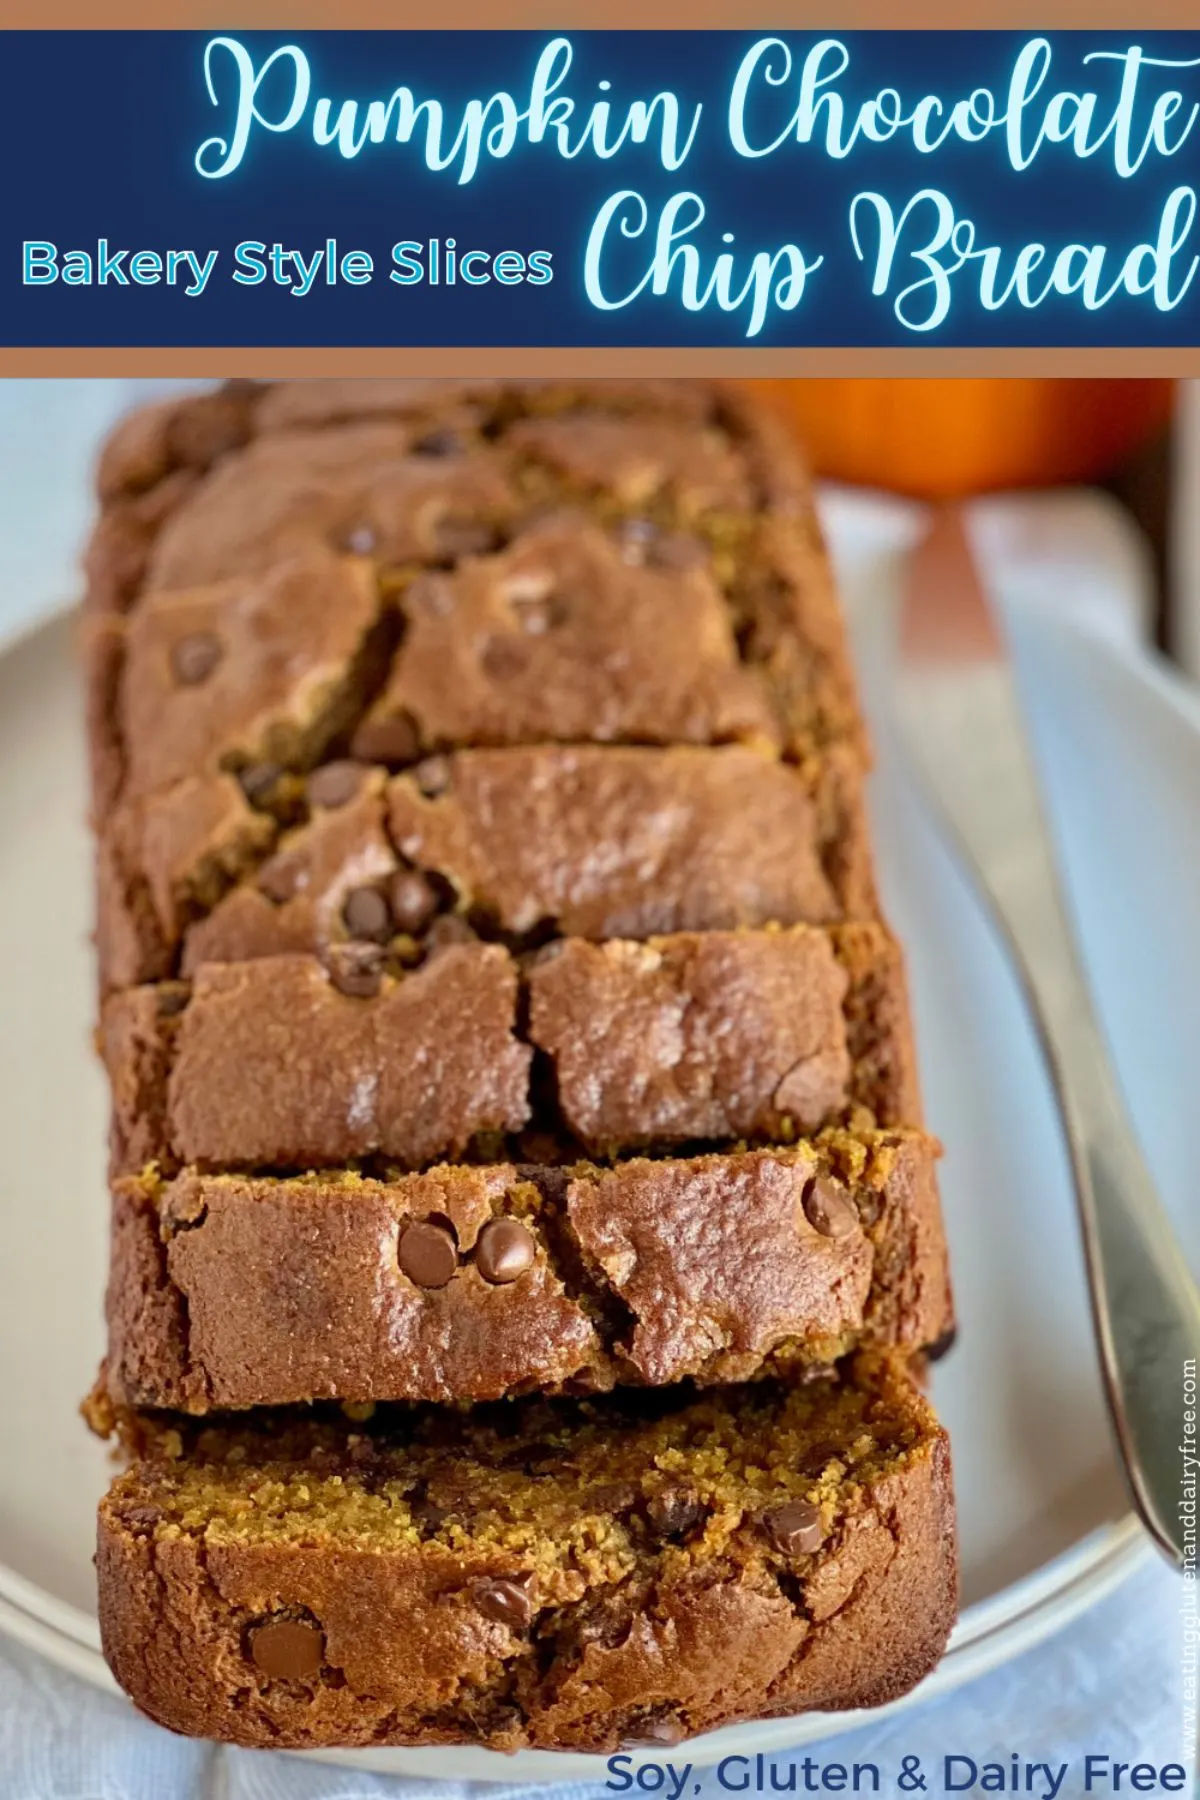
[85,381,870,991]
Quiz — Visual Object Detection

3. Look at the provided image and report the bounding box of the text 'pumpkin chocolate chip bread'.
[84,378,957,1750]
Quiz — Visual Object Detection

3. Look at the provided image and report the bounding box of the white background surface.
[0,382,1189,1796]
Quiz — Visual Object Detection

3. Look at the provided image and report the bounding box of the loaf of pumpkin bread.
[86,379,956,1749]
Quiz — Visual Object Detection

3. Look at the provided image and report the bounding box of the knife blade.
[894,506,1200,1570]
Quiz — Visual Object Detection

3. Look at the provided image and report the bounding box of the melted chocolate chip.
[352,711,421,767]
[343,885,393,943]
[474,1577,532,1630]
[763,1500,824,1557]
[398,1219,458,1289]
[170,631,222,686]
[387,870,438,935]
[306,761,363,810]
[249,1617,325,1680]
[257,855,301,905]
[155,983,190,1018]
[121,1505,163,1535]
[238,761,284,807]
[803,1175,858,1239]
[414,755,452,797]
[424,914,474,957]
[925,1323,958,1363]
[324,940,386,999]
[475,1218,536,1285]
[646,1486,705,1539]
[412,427,465,457]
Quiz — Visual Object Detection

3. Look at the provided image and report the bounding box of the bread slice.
[97,1351,956,1751]
[97,741,876,994]
[103,1128,951,1409]
[98,922,919,1179]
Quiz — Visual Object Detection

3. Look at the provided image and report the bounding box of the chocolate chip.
[306,761,363,810]
[475,1218,536,1285]
[249,1617,325,1680]
[343,885,392,943]
[412,427,465,457]
[155,983,190,1017]
[324,940,386,999]
[387,870,438,935]
[803,1176,858,1239]
[414,755,451,797]
[238,761,283,807]
[925,1324,958,1363]
[257,854,300,905]
[352,711,421,767]
[646,1486,705,1539]
[411,1496,449,1535]
[398,1219,458,1289]
[344,523,377,555]
[474,1577,532,1629]
[424,913,474,957]
[763,1500,824,1556]
[170,631,221,685]
[435,514,498,559]
[122,1504,163,1535]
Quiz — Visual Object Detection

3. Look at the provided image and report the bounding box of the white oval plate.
[0,486,1191,1782]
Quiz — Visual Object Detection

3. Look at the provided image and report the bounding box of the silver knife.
[895,506,1200,1570]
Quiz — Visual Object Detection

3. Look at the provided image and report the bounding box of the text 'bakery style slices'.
[85,378,958,1749]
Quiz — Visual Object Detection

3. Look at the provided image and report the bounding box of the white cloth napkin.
[0,1555,1183,1799]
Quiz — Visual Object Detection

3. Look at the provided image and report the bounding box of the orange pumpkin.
[741,378,1175,500]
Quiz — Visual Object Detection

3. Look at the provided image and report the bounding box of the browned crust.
[96,740,879,1000]
[102,1131,951,1410]
[96,1400,955,1751]
[97,923,919,1180]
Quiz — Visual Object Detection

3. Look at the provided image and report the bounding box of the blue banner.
[3,29,1200,346]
